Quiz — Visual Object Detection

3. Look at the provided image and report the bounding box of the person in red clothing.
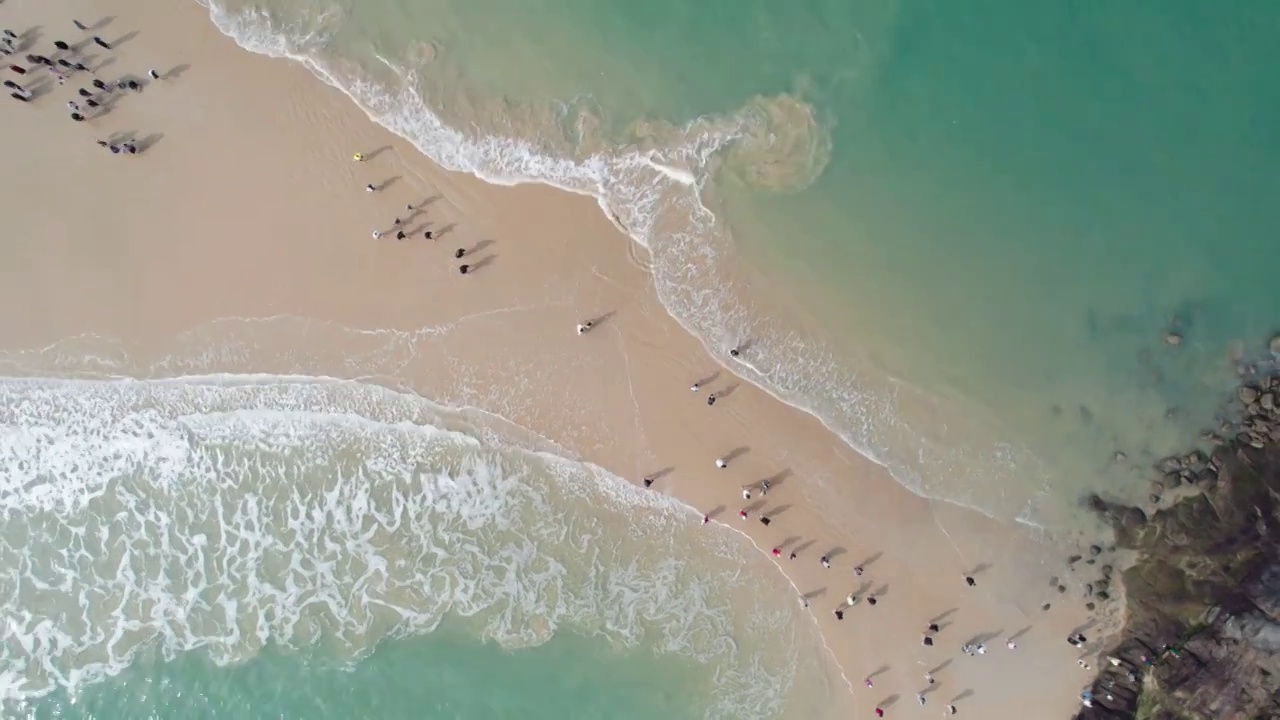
[874,709,884,718]
[771,548,781,557]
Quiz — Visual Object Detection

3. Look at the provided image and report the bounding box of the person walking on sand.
[874,708,884,718]
[701,514,709,525]
[854,565,863,576]
[945,705,956,715]
[353,152,364,162]
[820,555,830,569]
[423,230,435,240]
[964,575,976,587]
[864,677,873,688]
[917,694,926,706]
[729,347,741,358]
[455,248,466,259]
[396,230,406,240]
[459,264,471,274]
[922,634,933,646]
[833,609,844,620]
[924,672,934,685]
[741,487,751,500]
[372,230,383,239]
[643,476,654,488]
[772,548,781,558]
[690,381,700,392]
[706,393,717,406]
[92,36,111,50]
[738,510,748,521]
[576,321,594,335]
[366,183,377,193]
[148,69,159,80]
[846,593,856,606]
[1006,639,1017,650]
[715,457,728,469]
[760,479,770,496]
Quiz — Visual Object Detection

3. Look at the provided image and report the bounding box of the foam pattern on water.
[0,377,803,718]
[194,0,1051,522]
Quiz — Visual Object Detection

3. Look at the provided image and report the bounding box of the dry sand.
[0,0,1109,716]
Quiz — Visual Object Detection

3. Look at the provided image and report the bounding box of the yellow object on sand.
[353,152,364,162]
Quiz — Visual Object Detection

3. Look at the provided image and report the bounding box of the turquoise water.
[17,630,708,720]
[0,377,833,718]
[205,0,1280,524]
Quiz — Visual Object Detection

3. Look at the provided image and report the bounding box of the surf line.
[707,509,858,701]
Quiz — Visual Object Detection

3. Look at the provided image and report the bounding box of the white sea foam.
[0,377,807,717]
[194,0,1052,522]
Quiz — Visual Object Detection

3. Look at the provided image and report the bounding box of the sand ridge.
[0,0,1106,717]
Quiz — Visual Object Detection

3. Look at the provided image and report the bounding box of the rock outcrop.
[1075,347,1280,720]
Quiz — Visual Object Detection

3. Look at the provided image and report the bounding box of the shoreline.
[197,0,1072,529]
[0,1,1102,717]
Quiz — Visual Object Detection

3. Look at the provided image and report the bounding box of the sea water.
[1,377,835,718]
[199,0,1280,526]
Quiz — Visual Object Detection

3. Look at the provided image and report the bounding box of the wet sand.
[0,0,1108,717]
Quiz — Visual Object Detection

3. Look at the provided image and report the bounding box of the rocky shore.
[1074,338,1280,720]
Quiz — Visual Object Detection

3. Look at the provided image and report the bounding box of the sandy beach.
[0,0,1108,716]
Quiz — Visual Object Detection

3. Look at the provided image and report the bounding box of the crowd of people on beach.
[5,18,161,153]
[3,8,1100,717]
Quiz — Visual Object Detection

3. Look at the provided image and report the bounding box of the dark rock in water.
[1085,493,1147,532]
[1090,544,1103,556]
[1068,554,1083,564]
[1076,360,1280,720]
[1058,585,1067,594]
[1042,603,1051,611]
[1149,494,1162,504]
[1085,583,1094,597]
[1085,601,1096,611]
[1085,558,1096,565]
[1157,455,1185,473]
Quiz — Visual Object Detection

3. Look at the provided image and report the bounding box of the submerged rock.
[1240,385,1260,404]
